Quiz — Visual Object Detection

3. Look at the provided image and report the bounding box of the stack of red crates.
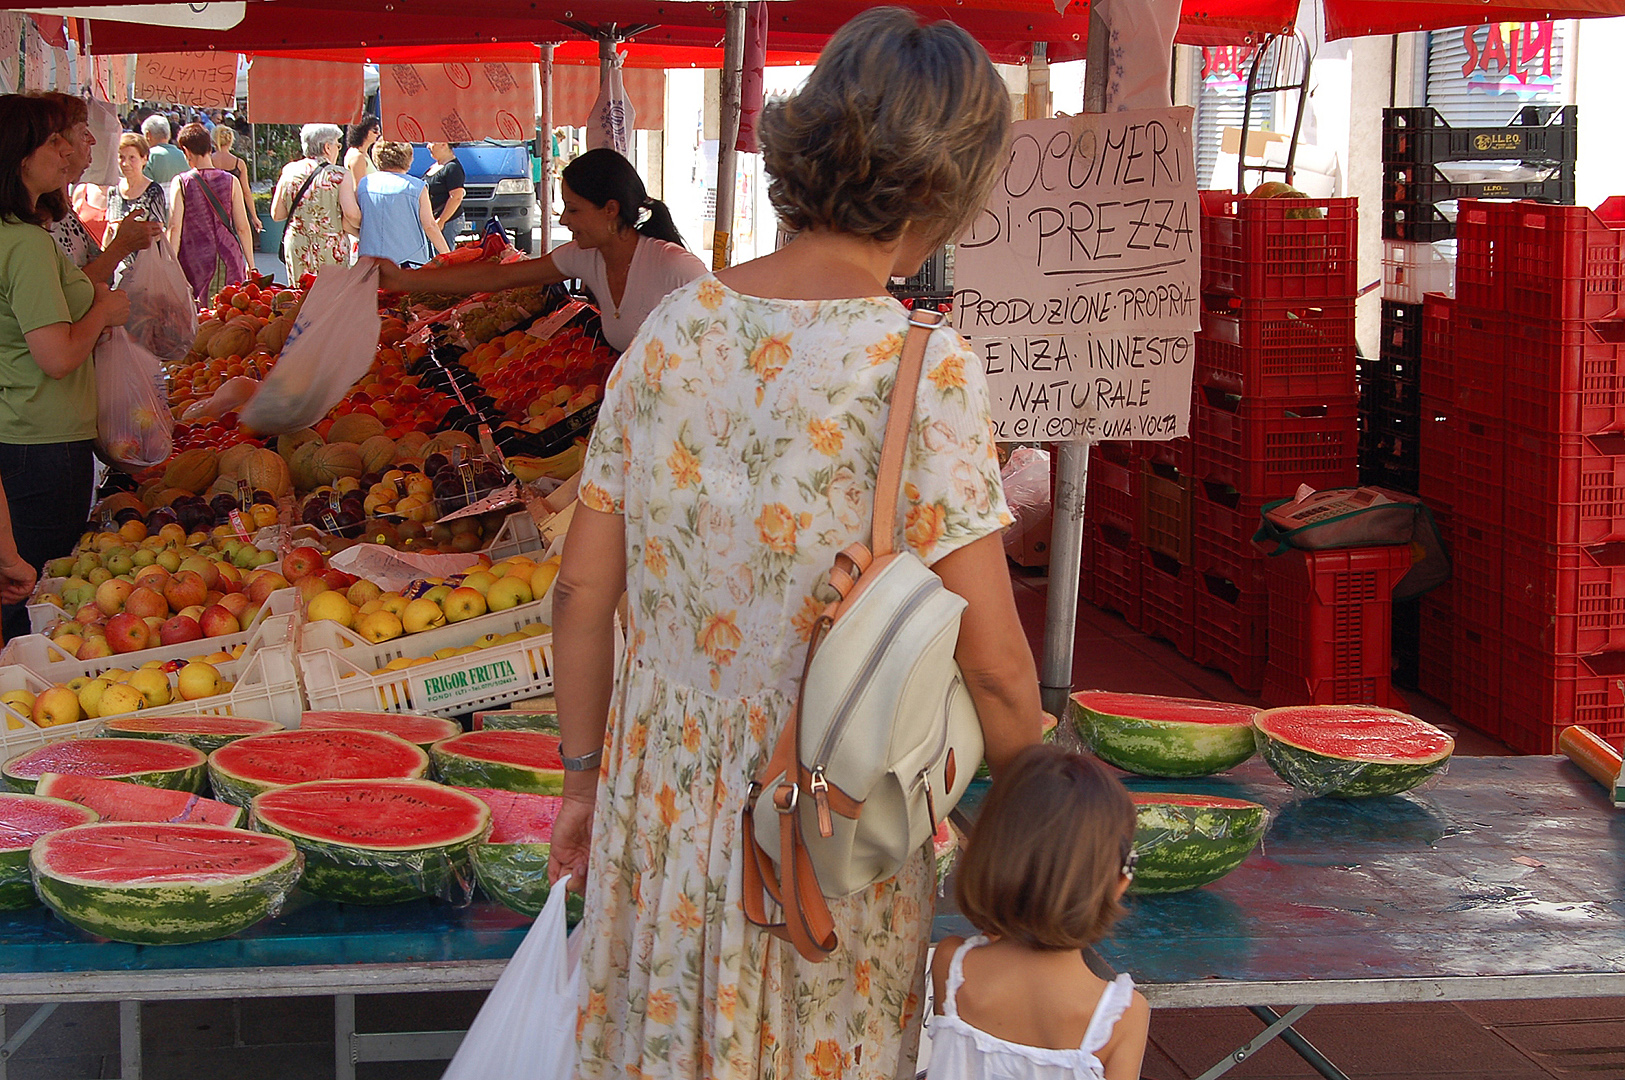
[1189,191,1361,692]
[1415,292,1455,705]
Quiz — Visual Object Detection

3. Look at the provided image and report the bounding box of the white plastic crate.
[1382,239,1456,304]
[298,600,557,717]
[482,510,544,561]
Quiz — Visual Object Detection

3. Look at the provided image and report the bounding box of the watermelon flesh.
[1254,706,1454,798]
[431,731,564,794]
[3,738,207,795]
[30,822,300,944]
[36,773,243,828]
[301,711,462,749]
[100,715,284,755]
[252,779,490,905]
[0,793,99,910]
[208,729,430,809]
[458,788,578,919]
[1071,691,1258,778]
[1129,793,1267,895]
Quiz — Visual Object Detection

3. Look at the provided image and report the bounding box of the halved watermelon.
[1254,706,1454,798]
[0,793,99,909]
[4,739,207,795]
[459,787,576,918]
[300,711,462,750]
[1130,793,1267,895]
[36,773,243,828]
[208,729,429,808]
[99,715,285,754]
[473,700,558,734]
[431,731,563,794]
[31,822,300,944]
[252,779,490,905]
[1071,691,1258,778]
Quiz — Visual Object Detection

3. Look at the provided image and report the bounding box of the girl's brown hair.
[954,745,1137,950]
[175,122,213,158]
[0,94,68,226]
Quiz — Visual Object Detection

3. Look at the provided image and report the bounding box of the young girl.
[932,744,1150,1079]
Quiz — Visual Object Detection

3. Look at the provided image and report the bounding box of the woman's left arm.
[227,177,256,273]
[418,188,450,255]
[0,481,36,605]
[165,181,185,250]
[236,160,259,232]
[547,502,626,891]
[338,171,361,235]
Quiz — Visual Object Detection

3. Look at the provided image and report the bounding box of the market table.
[940,755,1625,1079]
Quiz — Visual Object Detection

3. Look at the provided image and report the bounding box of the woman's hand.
[374,260,410,292]
[0,553,35,605]
[548,792,595,893]
[107,214,163,260]
[94,283,131,327]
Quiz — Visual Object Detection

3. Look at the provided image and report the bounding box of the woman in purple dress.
[165,123,254,302]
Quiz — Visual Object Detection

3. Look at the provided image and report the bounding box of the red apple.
[218,593,252,621]
[203,590,225,608]
[123,586,169,620]
[159,615,203,646]
[76,636,114,660]
[214,563,243,592]
[105,612,152,654]
[198,604,241,638]
[244,570,291,605]
[320,568,358,592]
[178,556,220,590]
[163,570,210,612]
[282,546,327,582]
[296,576,331,607]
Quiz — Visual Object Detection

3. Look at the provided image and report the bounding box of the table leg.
[0,1002,59,1080]
[1248,1006,1351,1080]
[335,995,356,1080]
[119,1000,141,1080]
[1193,1004,1316,1080]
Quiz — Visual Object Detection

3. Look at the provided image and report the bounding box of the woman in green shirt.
[0,95,132,641]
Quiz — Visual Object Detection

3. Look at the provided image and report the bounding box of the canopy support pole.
[712,0,747,269]
[1037,15,1107,721]
[537,42,554,252]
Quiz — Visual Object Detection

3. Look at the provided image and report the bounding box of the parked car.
[410,141,539,253]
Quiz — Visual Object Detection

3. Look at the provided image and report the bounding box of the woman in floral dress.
[549,11,1042,1079]
[270,123,358,281]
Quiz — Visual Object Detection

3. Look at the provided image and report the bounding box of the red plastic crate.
[1087,522,1142,626]
[1451,516,1504,629]
[1140,549,1196,656]
[1502,538,1625,656]
[1417,396,1454,514]
[1454,200,1513,310]
[1193,390,1360,499]
[1138,436,1195,475]
[1503,320,1625,436]
[1452,414,1505,526]
[1450,306,1506,416]
[1140,460,1192,565]
[1196,298,1358,400]
[1504,427,1625,546]
[1191,479,1271,592]
[1192,571,1268,694]
[1419,292,1456,405]
[1261,545,1412,708]
[1085,443,1139,537]
[1198,190,1360,301]
[1497,642,1625,753]
[1417,584,1453,704]
[1450,621,1502,736]
[1504,197,1625,323]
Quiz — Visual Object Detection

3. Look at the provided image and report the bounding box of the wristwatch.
[561,747,604,771]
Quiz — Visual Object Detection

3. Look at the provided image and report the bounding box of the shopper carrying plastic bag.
[239,260,380,435]
[440,875,581,1080]
[95,329,173,469]
[118,237,196,364]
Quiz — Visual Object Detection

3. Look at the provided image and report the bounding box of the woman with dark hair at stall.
[343,116,381,187]
[379,147,705,353]
[0,94,132,641]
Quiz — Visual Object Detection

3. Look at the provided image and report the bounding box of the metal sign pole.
[1037,8,1110,720]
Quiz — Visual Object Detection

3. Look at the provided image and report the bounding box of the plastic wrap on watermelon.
[471,842,585,923]
[1253,706,1454,799]
[930,819,962,896]
[1127,794,1268,895]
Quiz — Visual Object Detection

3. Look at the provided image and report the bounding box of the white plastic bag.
[1001,446,1051,548]
[240,261,380,435]
[440,875,581,1080]
[120,238,197,364]
[94,329,173,469]
[586,52,634,155]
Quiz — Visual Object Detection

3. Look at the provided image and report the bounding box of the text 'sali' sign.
[953,107,1200,443]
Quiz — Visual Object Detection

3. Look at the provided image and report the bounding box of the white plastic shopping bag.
[586,53,634,156]
[119,238,198,364]
[94,329,173,469]
[240,261,380,435]
[440,875,582,1080]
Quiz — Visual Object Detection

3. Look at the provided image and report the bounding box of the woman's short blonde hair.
[372,140,413,171]
[212,125,235,152]
[118,132,150,159]
[761,7,1010,246]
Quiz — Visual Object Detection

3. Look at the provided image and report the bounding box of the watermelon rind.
[300,711,462,750]
[3,739,207,795]
[99,715,285,755]
[1071,691,1258,778]
[208,729,430,809]
[470,843,583,922]
[431,731,563,794]
[30,822,300,944]
[1129,793,1267,895]
[1254,706,1454,798]
[251,780,491,905]
[36,773,243,829]
[0,793,99,910]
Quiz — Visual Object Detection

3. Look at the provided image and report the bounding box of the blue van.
[410,141,539,253]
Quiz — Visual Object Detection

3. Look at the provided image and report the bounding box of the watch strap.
[561,747,604,771]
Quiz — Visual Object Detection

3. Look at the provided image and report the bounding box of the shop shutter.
[1425,22,1565,125]
[1193,53,1272,191]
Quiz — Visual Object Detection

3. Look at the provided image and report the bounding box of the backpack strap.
[740,307,942,963]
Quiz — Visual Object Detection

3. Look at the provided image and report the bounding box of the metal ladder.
[1237,29,1314,194]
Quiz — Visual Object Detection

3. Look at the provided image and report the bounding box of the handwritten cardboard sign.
[381,62,535,143]
[953,107,1200,443]
[135,51,236,108]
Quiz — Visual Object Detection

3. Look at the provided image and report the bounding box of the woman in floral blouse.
[549,10,1041,1079]
[270,123,358,281]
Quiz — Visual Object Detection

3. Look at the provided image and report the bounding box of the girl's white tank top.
[928,935,1135,1079]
